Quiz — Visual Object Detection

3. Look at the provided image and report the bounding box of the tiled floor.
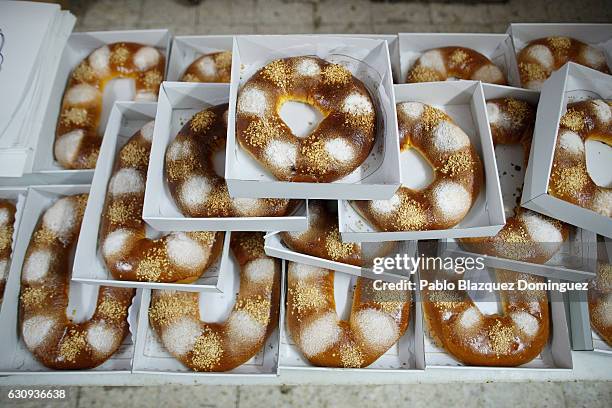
[3,0,610,406]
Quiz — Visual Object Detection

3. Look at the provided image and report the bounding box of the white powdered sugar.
[87,322,117,354]
[520,211,563,243]
[244,258,275,283]
[486,102,501,124]
[23,250,52,283]
[593,190,612,217]
[525,80,544,91]
[458,306,481,330]
[525,44,554,71]
[591,99,611,124]
[227,310,265,347]
[233,197,262,216]
[432,121,470,152]
[511,311,539,338]
[196,56,217,77]
[325,138,354,163]
[289,262,327,281]
[140,120,155,142]
[472,64,504,83]
[296,58,320,76]
[109,168,145,196]
[352,308,398,351]
[103,229,133,258]
[0,208,9,225]
[133,46,160,71]
[0,260,7,281]
[299,312,340,357]
[180,175,211,210]
[22,315,55,349]
[433,182,470,220]
[55,130,84,164]
[581,46,606,68]
[162,318,201,356]
[264,140,296,169]
[370,194,401,215]
[43,197,76,238]
[166,233,208,269]
[238,87,268,116]
[66,84,100,105]
[135,91,158,102]
[559,130,584,154]
[399,101,424,119]
[88,45,110,75]
[167,139,191,162]
[342,93,373,116]
[418,50,446,74]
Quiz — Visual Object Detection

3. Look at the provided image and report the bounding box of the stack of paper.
[0,1,75,177]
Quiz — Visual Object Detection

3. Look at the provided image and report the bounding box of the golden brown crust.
[99,123,224,283]
[19,194,135,370]
[548,99,612,217]
[588,262,612,346]
[286,262,410,368]
[518,37,610,90]
[180,51,232,83]
[149,232,280,372]
[236,56,377,183]
[351,102,483,232]
[54,43,166,169]
[0,200,16,302]
[406,46,507,85]
[165,104,299,218]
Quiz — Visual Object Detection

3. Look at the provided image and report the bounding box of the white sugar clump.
[433,182,470,220]
[432,121,470,152]
[103,229,133,258]
[244,258,275,283]
[23,249,52,283]
[342,93,373,116]
[66,84,100,105]
[511,311,539,338]
[525,80,544,91]
[135,91,158,102]
[88,45,110,75]
[299,312,340,357]
[352,308,398,351]
[227,310,265,347]
[580,46,606,68]
[486,102,501,125]
[399,101,424,119]
[325,138,354,163]
[167,139,191,162]
[140,121,155,142]
[87,322,117,354]
[43,197,76,238]
[472,64,504,83]
[0,207,9,225]
[288,262,327,281]
[196,56,217,77]
[22,315,55,349]
[55,130,84,165]
[458,306,482,330]
[264,140,296,169]
[109,168,145,196]
[559,130,584,154]
[591,99,611,124]
[180,175,211,211]
[418,50,446,74]
[133,46,160,71]
[370,194,401,215]
[593,190,612,217]
[161,318,201,356]
[520,211,562,243]
[238,87,268,116]
[525,44,554,71]
[296,58,320,77]
[233,197,262,216]
[166,233,208,269]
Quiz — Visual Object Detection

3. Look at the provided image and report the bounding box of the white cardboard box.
[398,33,521,87]
[167,35,233,81]
[339,81,505,242]
[73,102,232,292]
[142,82,308,231]
[0,184,135,374]
[279,269,425,372]
[132,261,284,376]
[521,63,612,238]
[30,29,171,183]
[225,35,401,200]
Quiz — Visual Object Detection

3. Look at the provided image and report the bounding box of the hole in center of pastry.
[66,281,100,323]
[585,139,612,187]
[333,272,354,321]
[495,144,525,218]
[198,252,240,323]
[279,100,324,138]
[466,269,502,316]
[400,148,434,190]
[212,147,226,178]
[99,78,136,135]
